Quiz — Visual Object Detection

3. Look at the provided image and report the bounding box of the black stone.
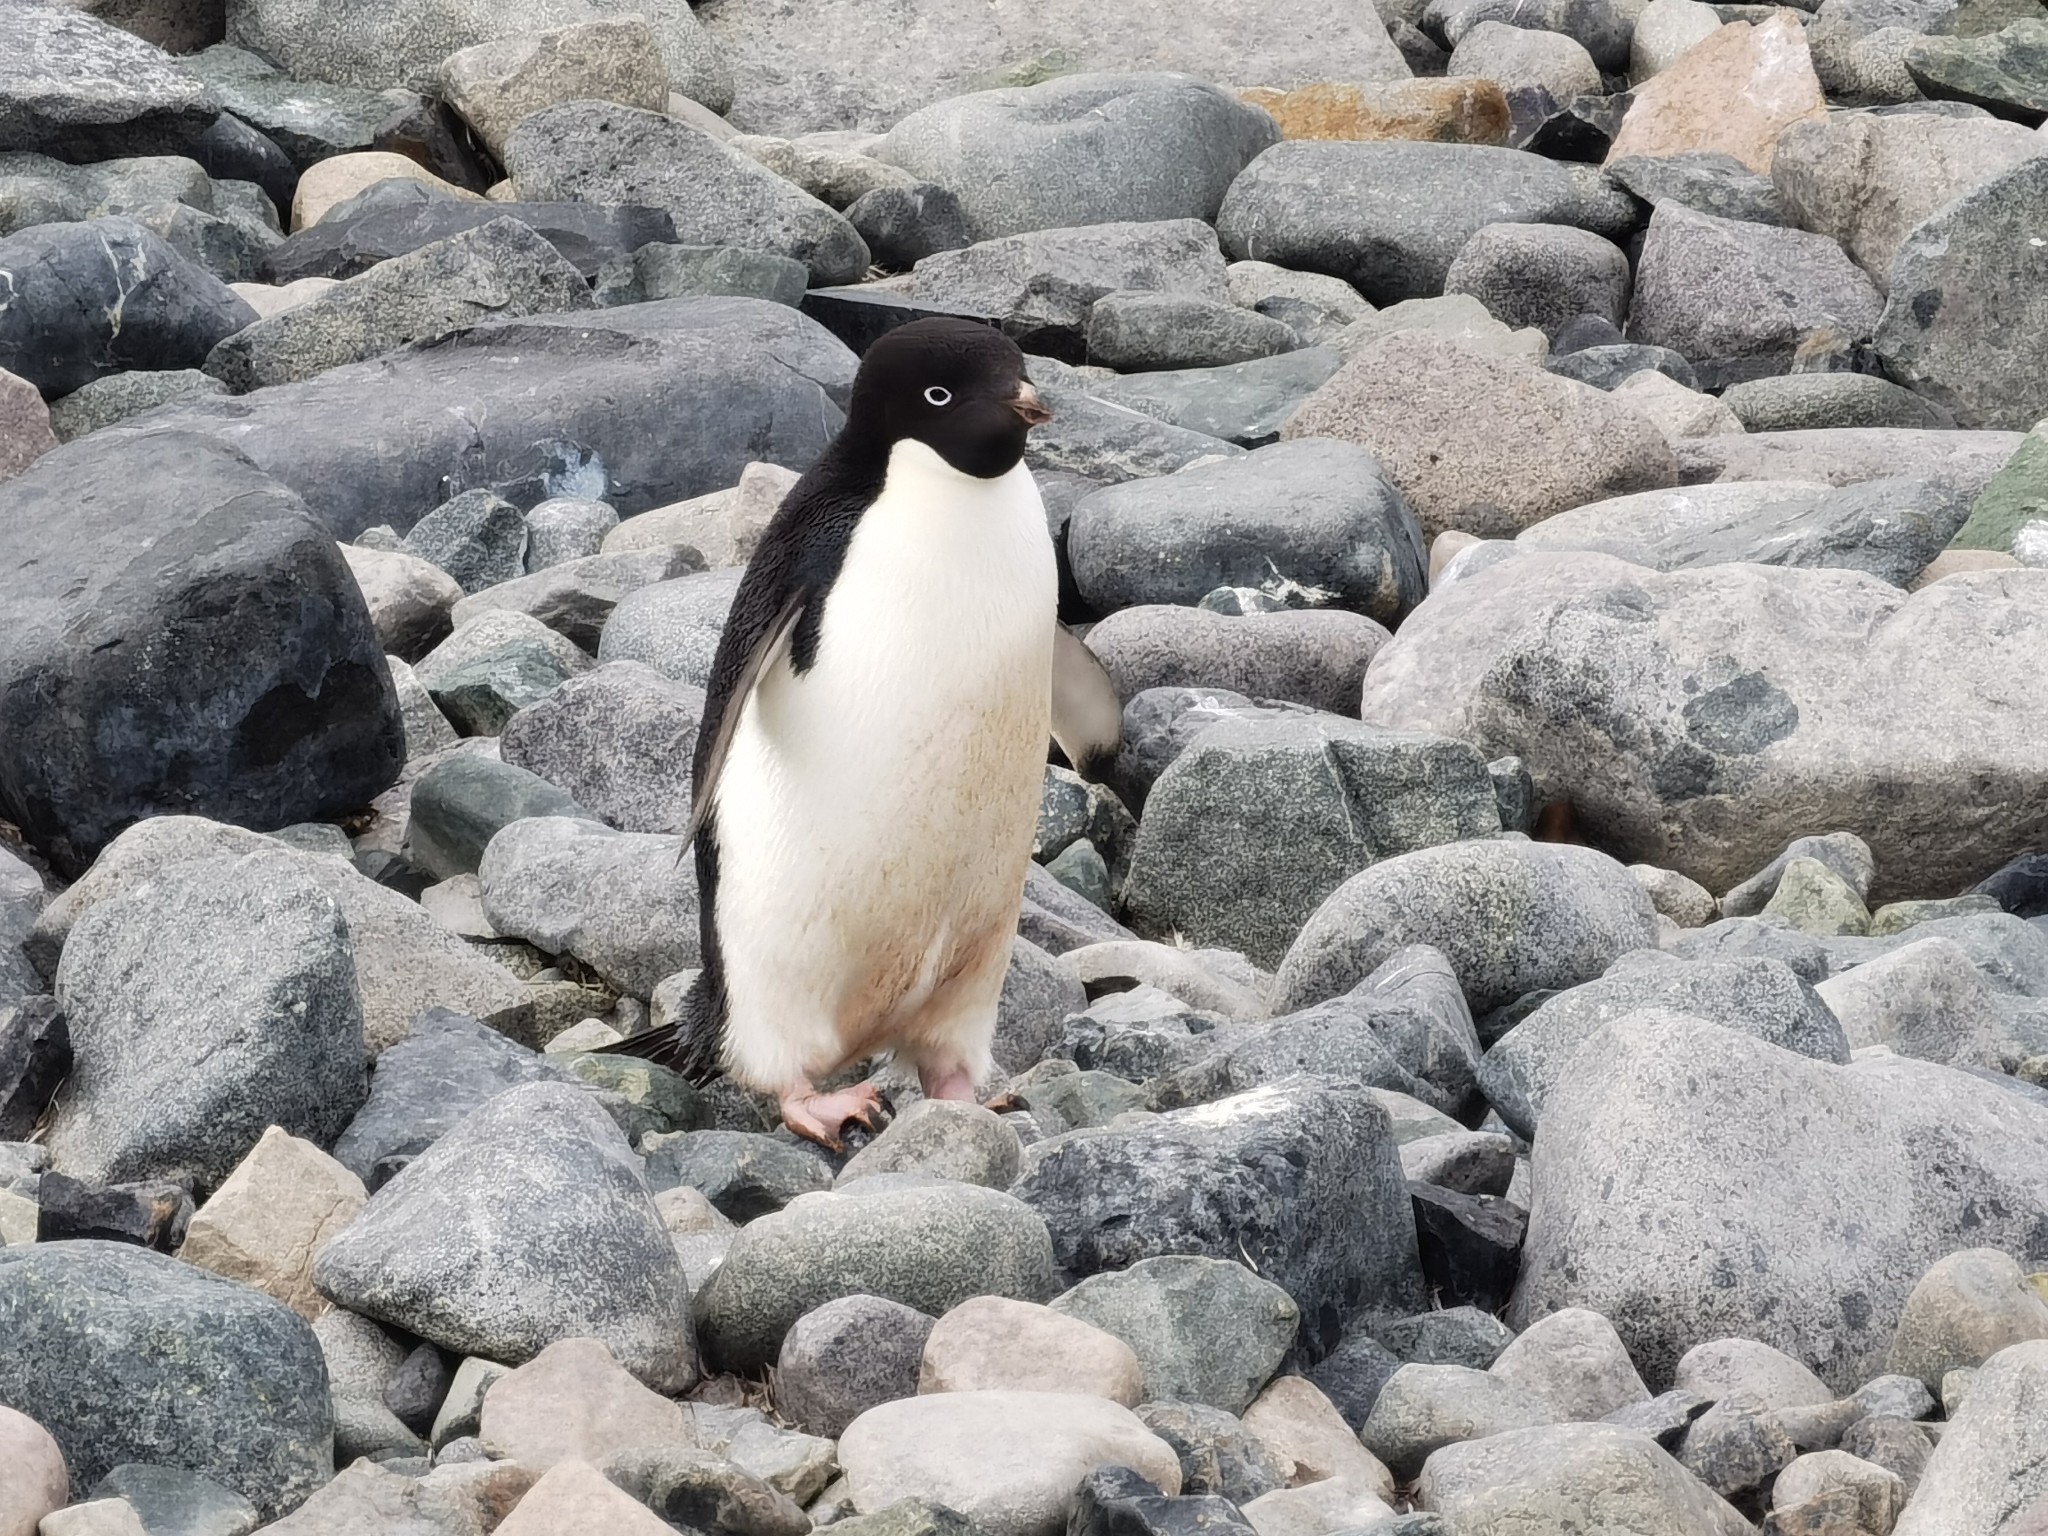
[1523,91,1635,162]
[1303,1330,1404,1429]
[1068,1466,1259,1536]
[1408,1182,1526,1313]
[0,218,255,398]
[0,996,69,1141]
[265,188,677,283]
[1975,851,2048,919]
[845,182,972,269]
[383,1342,452,1436]
[406,755,590,881]
[36,1171,194,1250]
[800,286,1007,356]
[373,98,497,194]
[190,111,297,223]
[0,431,403,879]
[643,1129,832,1222]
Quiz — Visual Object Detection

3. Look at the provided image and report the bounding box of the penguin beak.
[1010,382,1052,427]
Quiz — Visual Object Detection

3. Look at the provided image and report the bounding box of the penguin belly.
[710,441,1057,1093]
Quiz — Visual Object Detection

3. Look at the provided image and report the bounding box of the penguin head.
[846,317,1051,479]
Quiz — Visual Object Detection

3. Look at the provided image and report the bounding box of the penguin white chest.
[712,439,1057,1089]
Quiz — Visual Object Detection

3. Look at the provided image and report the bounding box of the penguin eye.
[923,386,953,408]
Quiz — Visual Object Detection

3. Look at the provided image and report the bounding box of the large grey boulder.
[0,1242,331,1520]
[1217,142,1634,305]
[1011,1075,1425,1357]
[1122,716,1502,968]
[121,299,854,540]
[1066,439,1426,626]
[1416,1423,1750,1534]
[205,217,595,390]
[1359,554,2048,900]
[0,431,401,877]
[314,1081,699,1390]
[0,4,219,162]
[46,851,367,1190]
[695,0,1409,136]
[1875,155,2048,432]
[503,102,868,285]
[1510,1014,2048,1391]
[1272,839,1659,1015]
[1513,475,1976,587]
[872,73,1278,243]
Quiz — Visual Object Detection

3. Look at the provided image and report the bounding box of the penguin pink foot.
[920,1064,978,1103]
[780,1081,889,1151]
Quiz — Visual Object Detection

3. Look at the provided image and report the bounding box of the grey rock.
[330,1008,569,1190]
[206,217,593,391]
[477,816,697,996]
[1023,366,1246,482]
[1012,1075,1424,1358]
[435,16,672,158]
[1217,142,1635,305]
[450,546,705,652]
[1481,956,1848,1138]
[1904,18,2048,122]
[1273,840,1659,1015]
[1360,1363,1558,1481]
[1472,1308,1644,1420]
[1401,1131,1518,1195]
[1510,1012,2048,1391]
[1722,832,1877,917]
[1840,1415,1933,1492]
[314,1080,699,1389]
[1124,717,1500,969]
[1815,935,2018,1066]
[1019,862,1139,955]
[601,1443,811,1536]
[1673,425,2024,492]
[1876,154,2048,431]
[1083,605,1388,715]
[696,1179,1057,1370]
[1679,1393,1798,1500]
[1379,1308,1517,1370]
[993,936,1088,1076]
[1423,0,1635,70]
[596,239,814,308]
[1719,372,1959,431]
[0,1242,329,1519]
[1627,202,1886,378]
[1545,342,1700,392]
[525,496,619,570]
[44,369,229,443]
[907,219,1231,357]
[1104,686,1311,817]
[503,102,866,285]
[1443,222,1629,342]
[406,752,592,879]
[1226,261,1374,346]
[838,1100,1023,1190]
[500,661,705,834]
[47,851,366,1190]
[774,1295,936,1439]
[1090,348,1346,448]
[842,184,971,270]
[0,434,401,888]
[646,1129,829,1219]
[1415,1422,1751,1534]
[1605,152,1788,225]
[1304,1332,1405,1430]
[86,1464,260,1536]
[1086,292,1298,372]
[1884,1341,2048,1536]
[1067,438,1425,626]
[1050,1256,1299,1414]
[184,45,412,170]
[1885,1247,2048,1391]
[599,569,743,687]
[402,489,530,595]
[0,4,218,162]
[1447,21,1603,110]
[341,545,463,662]
[1134,1403,1288,1505]
[873,73,1278,244]
[122,298,855,540]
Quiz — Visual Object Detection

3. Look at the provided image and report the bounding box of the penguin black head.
[844,317,1051,480]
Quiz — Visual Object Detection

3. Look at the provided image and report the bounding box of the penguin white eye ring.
[923,386,953,407]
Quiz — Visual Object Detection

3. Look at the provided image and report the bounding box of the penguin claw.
[780,1082,891,1152]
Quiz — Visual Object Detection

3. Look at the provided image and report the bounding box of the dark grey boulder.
[1422,0,1634,70]
[872,72,1279,242]
[1019,861,1139,956]
[995,935,1088,1074]
[1545,343,1699,392]
[0,4,219,162]
[1479,954,1851,1138]
[449,546,704,652]
[0,996,67,1141]
[0,218,255,397]
[1123,717,1502,968]
[1085,291,1299,372]
[46,850,367,1190]
[1604,153,1788,226]
[1013,1074,1424,1357]
[595,241,814,307]
[406,752,592,881]
[0,430,401,878]
[1903,19,2048,123]
[414,609,592,737]
[1217,142,1635,305]
[774,1296,936,1439]
[500,661,705,835]
[401,489,530,595]
[843,183,971,269]
[183,43,412,169]
[1444,222,1631,342]
[503,102,869,286]
[644,1129,831,1221]
[330,1008,569,1191]
[123,299,855,540]
[87,1463,261,1536]
[1274,840,1661,1014]
[1067,438,1425,625]
[1104,687,1313,817]
[1090,347,1345,447]
[1024,366,1246,483]
[0,1242,330,1518]
[1718,373,1956,432]
[314,1080,698,1390]
[524,496,619,570]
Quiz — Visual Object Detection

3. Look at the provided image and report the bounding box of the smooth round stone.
[919,1296,1143,1404]
[775,1295,937,1439]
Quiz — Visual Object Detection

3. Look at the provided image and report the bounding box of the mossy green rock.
[1951,423,2048,551]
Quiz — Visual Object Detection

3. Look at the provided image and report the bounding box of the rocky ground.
[3,0,2048,1531]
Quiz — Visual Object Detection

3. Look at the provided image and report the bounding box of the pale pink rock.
[1605,16,1826,175]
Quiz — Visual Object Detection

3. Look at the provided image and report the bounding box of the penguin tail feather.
[593,971,726,1084]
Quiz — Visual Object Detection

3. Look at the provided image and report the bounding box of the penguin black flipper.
[1050,624,1123,782]
[676,593,802,857]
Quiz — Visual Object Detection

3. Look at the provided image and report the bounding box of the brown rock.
[480,1336,688,1470]
[38,1500,147,1536]
[0,1405,67,1536]
[0,368,57,483]
[919,1296,1145,1405]
[1605,16,1826,175]
[258,1459,536,1534]
[441,18,671,157]
[1913,549,2022,588]
[1238,80,1511,145]
[495,1459,678,1536]
[1282,331,1680,539]
[1241,1376,1397,1496]
[176,1126,367,1320]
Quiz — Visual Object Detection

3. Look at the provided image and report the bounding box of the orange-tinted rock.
[0,368,56,483]
[1605,15,1825,174]
[1240,80,1511,146]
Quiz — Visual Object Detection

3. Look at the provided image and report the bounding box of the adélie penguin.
[602,317,1121,1148]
